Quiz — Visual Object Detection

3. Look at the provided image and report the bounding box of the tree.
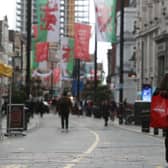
[11,84,27,104]
[81,80,113,104]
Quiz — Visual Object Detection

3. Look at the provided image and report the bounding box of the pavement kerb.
[112,118,164,139]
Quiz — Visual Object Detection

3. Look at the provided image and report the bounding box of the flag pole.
[26,0,32,99]
[119,0,124,124]
[77,59,80,102]
[94,23,97,104]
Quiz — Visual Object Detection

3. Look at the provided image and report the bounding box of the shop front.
[0,61,13,139]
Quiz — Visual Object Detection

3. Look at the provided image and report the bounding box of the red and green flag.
[31,0,60,77]
[53,67,61,84]
[61,37,74,76]
[95,0,117,43]
[36,0,60,42]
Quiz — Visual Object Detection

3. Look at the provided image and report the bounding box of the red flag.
[32,25,38,39]
[74,23,91,61]
[53,68,60,83]
[62,46,71,62]
[36,42,49,62]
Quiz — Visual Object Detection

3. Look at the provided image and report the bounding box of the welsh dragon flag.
[53,67,61,83]
[61,37,74,76]
[31,0,60,77]
[36,0,60,42]
[95,0,117,43]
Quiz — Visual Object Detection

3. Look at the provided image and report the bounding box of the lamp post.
[77,59,80,102]
[94,25,97,104]
[26,0,32,99]
[119,0,124,124]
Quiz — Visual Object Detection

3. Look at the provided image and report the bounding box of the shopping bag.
[150,94,168,128]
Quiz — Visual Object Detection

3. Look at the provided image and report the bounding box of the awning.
[0,62,13,78]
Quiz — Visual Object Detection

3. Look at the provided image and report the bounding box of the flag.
[36,0,60,42]
[62,46,71,62]
[74,23,91,61]
[95,0,117,43]
[66,38,74,75]
[31,40,38,69]
[67,55,74,75]
[53,67,61,83]
[32,25,38,39]
[61,37,74,76]
[35,42,49,62]
[32,0,60,75]
[61,37,73,62]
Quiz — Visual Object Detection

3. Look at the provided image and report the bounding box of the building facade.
[0,16,11,97]
[111,7,137,104]
[16,0,37,34]
[135,0,168,99]
[60,0,89,37]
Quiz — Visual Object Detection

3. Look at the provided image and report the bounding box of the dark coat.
[58,96,72,116]
[101,103,110,118]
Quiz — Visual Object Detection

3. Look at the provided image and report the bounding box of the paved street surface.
[0,112,167,168]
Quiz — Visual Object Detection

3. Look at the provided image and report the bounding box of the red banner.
[74,23,91,61]
[150,94,168,128]
[35,42,49,62]
[32,25,38,39]
[53,68,60,84]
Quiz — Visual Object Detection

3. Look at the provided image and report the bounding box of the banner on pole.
[95,0,117,43]
[36,0,60,42]
[74,23,91,61]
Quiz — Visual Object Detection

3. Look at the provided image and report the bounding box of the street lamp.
[26,0,32,100]
[119,0,125,125]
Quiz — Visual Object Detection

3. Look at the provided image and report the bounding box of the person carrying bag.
[150,74,168,162]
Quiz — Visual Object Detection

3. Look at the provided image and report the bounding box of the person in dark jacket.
[101,100,110,126]
[58,91,72,130]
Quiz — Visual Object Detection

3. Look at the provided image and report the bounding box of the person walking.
[110,99,117,121]
[101,100,110,127]
[58,91,72,131]
[157,73,168,162]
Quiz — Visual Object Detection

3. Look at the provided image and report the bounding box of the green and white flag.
[36,0,60,42]
[95,0,117,43]
[31,0,60,77]
[61,37,74,77]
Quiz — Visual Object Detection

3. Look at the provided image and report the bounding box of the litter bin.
[134,101,150,132]
[141,109,150,132]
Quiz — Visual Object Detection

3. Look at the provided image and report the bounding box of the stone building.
[115,7,137,104]
[135,0,168,99]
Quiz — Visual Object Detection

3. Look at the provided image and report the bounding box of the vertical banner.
[74,23,91,61]
[53,67,60,83]
[61,37,74,76]
[61,37,72,62]
[35,42,49,62]
[95,0,117,42]
[61,63,72,80]
[36,0,60,42]
[32,0,60,78]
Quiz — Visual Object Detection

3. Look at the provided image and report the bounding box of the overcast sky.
[0,0,16,30]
